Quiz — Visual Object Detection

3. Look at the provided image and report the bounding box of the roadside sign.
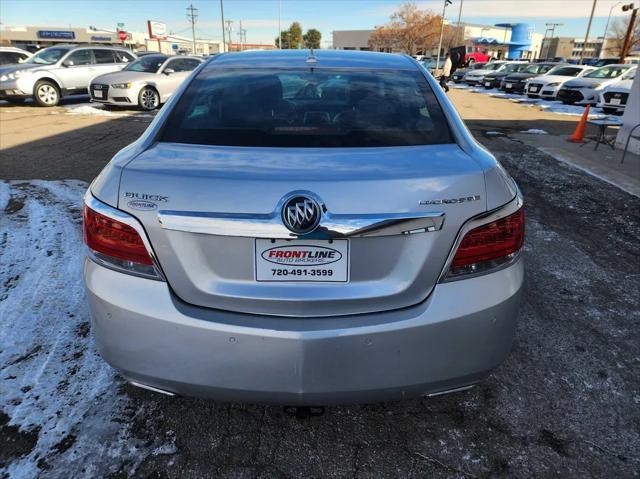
[117,22,125,28]
[172,44,179,50]
[118,30,128,41]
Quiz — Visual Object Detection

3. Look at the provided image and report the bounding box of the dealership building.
[333,22,544,60]
[0,25,225,55]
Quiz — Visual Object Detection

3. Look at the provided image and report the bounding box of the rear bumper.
[85,256,523,405]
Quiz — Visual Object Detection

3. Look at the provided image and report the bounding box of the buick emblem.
[281,196,321,234]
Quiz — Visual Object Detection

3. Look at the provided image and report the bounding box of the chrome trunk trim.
[157,209,445,239]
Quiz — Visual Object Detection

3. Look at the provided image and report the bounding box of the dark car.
[451,62,487,83]
[501,63,559,94]
[482,62,528,89]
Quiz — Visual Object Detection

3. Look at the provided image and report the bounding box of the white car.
[524,64,595,99]
[556,64,636,105]
[463,61,506,85]
[0,47,32,66]
[89,54,203,110]
[597,68,637,115]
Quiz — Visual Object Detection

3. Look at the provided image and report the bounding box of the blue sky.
[0,0,632,46]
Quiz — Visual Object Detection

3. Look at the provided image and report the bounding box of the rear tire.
[33,80,60,107]
[138,87,160,111]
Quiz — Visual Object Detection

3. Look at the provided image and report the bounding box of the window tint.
[93,49,115,64]
[160,68,453,148]
[66,50,93,66]
[548,66,582,77]
[0,52,25,65]
[124,55,168,73]
[114,51,135,63]
[166,58,202,72]
[585,66,628,79]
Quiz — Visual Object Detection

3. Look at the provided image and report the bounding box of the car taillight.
[446,207,524,278]
[83,198,163,280]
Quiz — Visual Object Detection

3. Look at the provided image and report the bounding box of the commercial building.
[0,25,224,55]
[539,36,623,61]
[333,22,543,60]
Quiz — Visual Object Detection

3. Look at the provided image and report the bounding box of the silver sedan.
[83,50,524,405]
[89,54,203,110]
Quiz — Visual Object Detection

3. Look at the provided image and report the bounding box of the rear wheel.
[34,81,60,107]
[138,87,160,111]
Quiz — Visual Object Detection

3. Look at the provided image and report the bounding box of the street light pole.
[602,2,622,58]
[579,0,598,64]
[435,0,451,75]
[455,0,464,45]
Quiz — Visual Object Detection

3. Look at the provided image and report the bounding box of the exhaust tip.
[129,380,177,397]
[425,384,476,398]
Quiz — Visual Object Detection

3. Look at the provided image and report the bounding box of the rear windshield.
[547,66,582,77]
[585,66,628,79]
[160,68,453,148]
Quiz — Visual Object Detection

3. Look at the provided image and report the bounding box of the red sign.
[118,30,128,41]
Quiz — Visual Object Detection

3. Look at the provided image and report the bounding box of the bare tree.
[368,2,445,55]
[607,15,639,56]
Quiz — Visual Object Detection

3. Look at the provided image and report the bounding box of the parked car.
[597,68,637,114]
[463,61,506,85]
[90,54,203,110]
[421,58,445,75]
[0,46,32,66]
[451,62,487,83]
[83,50,524,405]
[0,44,136,106]
[524,64,595,99]
[556,64,636,105]
[482,61,529,89]
[462,46,491,65]
[500,62,559,94]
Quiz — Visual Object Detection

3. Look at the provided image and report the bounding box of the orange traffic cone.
[569,105,590,143]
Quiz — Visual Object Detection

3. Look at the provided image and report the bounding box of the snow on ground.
[0,181,173,478]
[62,103,156,119]
[521,129,549,135]
[538,102,607,118]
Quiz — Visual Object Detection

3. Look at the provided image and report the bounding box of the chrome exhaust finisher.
[424,384,477,398]
[129,380,177,397]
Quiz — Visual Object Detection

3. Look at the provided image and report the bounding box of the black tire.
[138,87,160,111]
[468,58,475,66]
[33,80,60,107]
[562,101,573,105]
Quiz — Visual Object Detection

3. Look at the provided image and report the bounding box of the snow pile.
[538,102,606,118]
[63,103,129,117]
[485,131,504,136]
[0,181,174,478]
[520,129,548,135]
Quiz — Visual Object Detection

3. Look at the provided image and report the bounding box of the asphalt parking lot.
[1,92,639,478]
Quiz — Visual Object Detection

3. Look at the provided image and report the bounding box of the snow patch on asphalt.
[521,129,548,135]
[0,181,173,478]
[62,103,156,119]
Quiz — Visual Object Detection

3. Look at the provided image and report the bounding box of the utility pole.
[620,3,639,61]
[225,20,234,51]
[543,23,562,59]
[220,0,226,52]
[237,20,247,51]
[602,2,622,57]
[579,0,598,64]
[435,0,452,75]
[455,0,464,46]
[186,4,198,55]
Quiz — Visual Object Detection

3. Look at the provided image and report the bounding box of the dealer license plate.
[506,83,513,88]
[530,86,539,92]
[485,82,491,87]
[610,98,621,105]
[93,90,104,99]
[255,239,349,282]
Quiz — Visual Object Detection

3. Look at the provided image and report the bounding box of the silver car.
[89,54,204,110]
[0,44,136,106]
[84,50,524,405]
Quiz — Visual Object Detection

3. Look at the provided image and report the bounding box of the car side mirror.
[63,60,74,67]
[163,68,175,75]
